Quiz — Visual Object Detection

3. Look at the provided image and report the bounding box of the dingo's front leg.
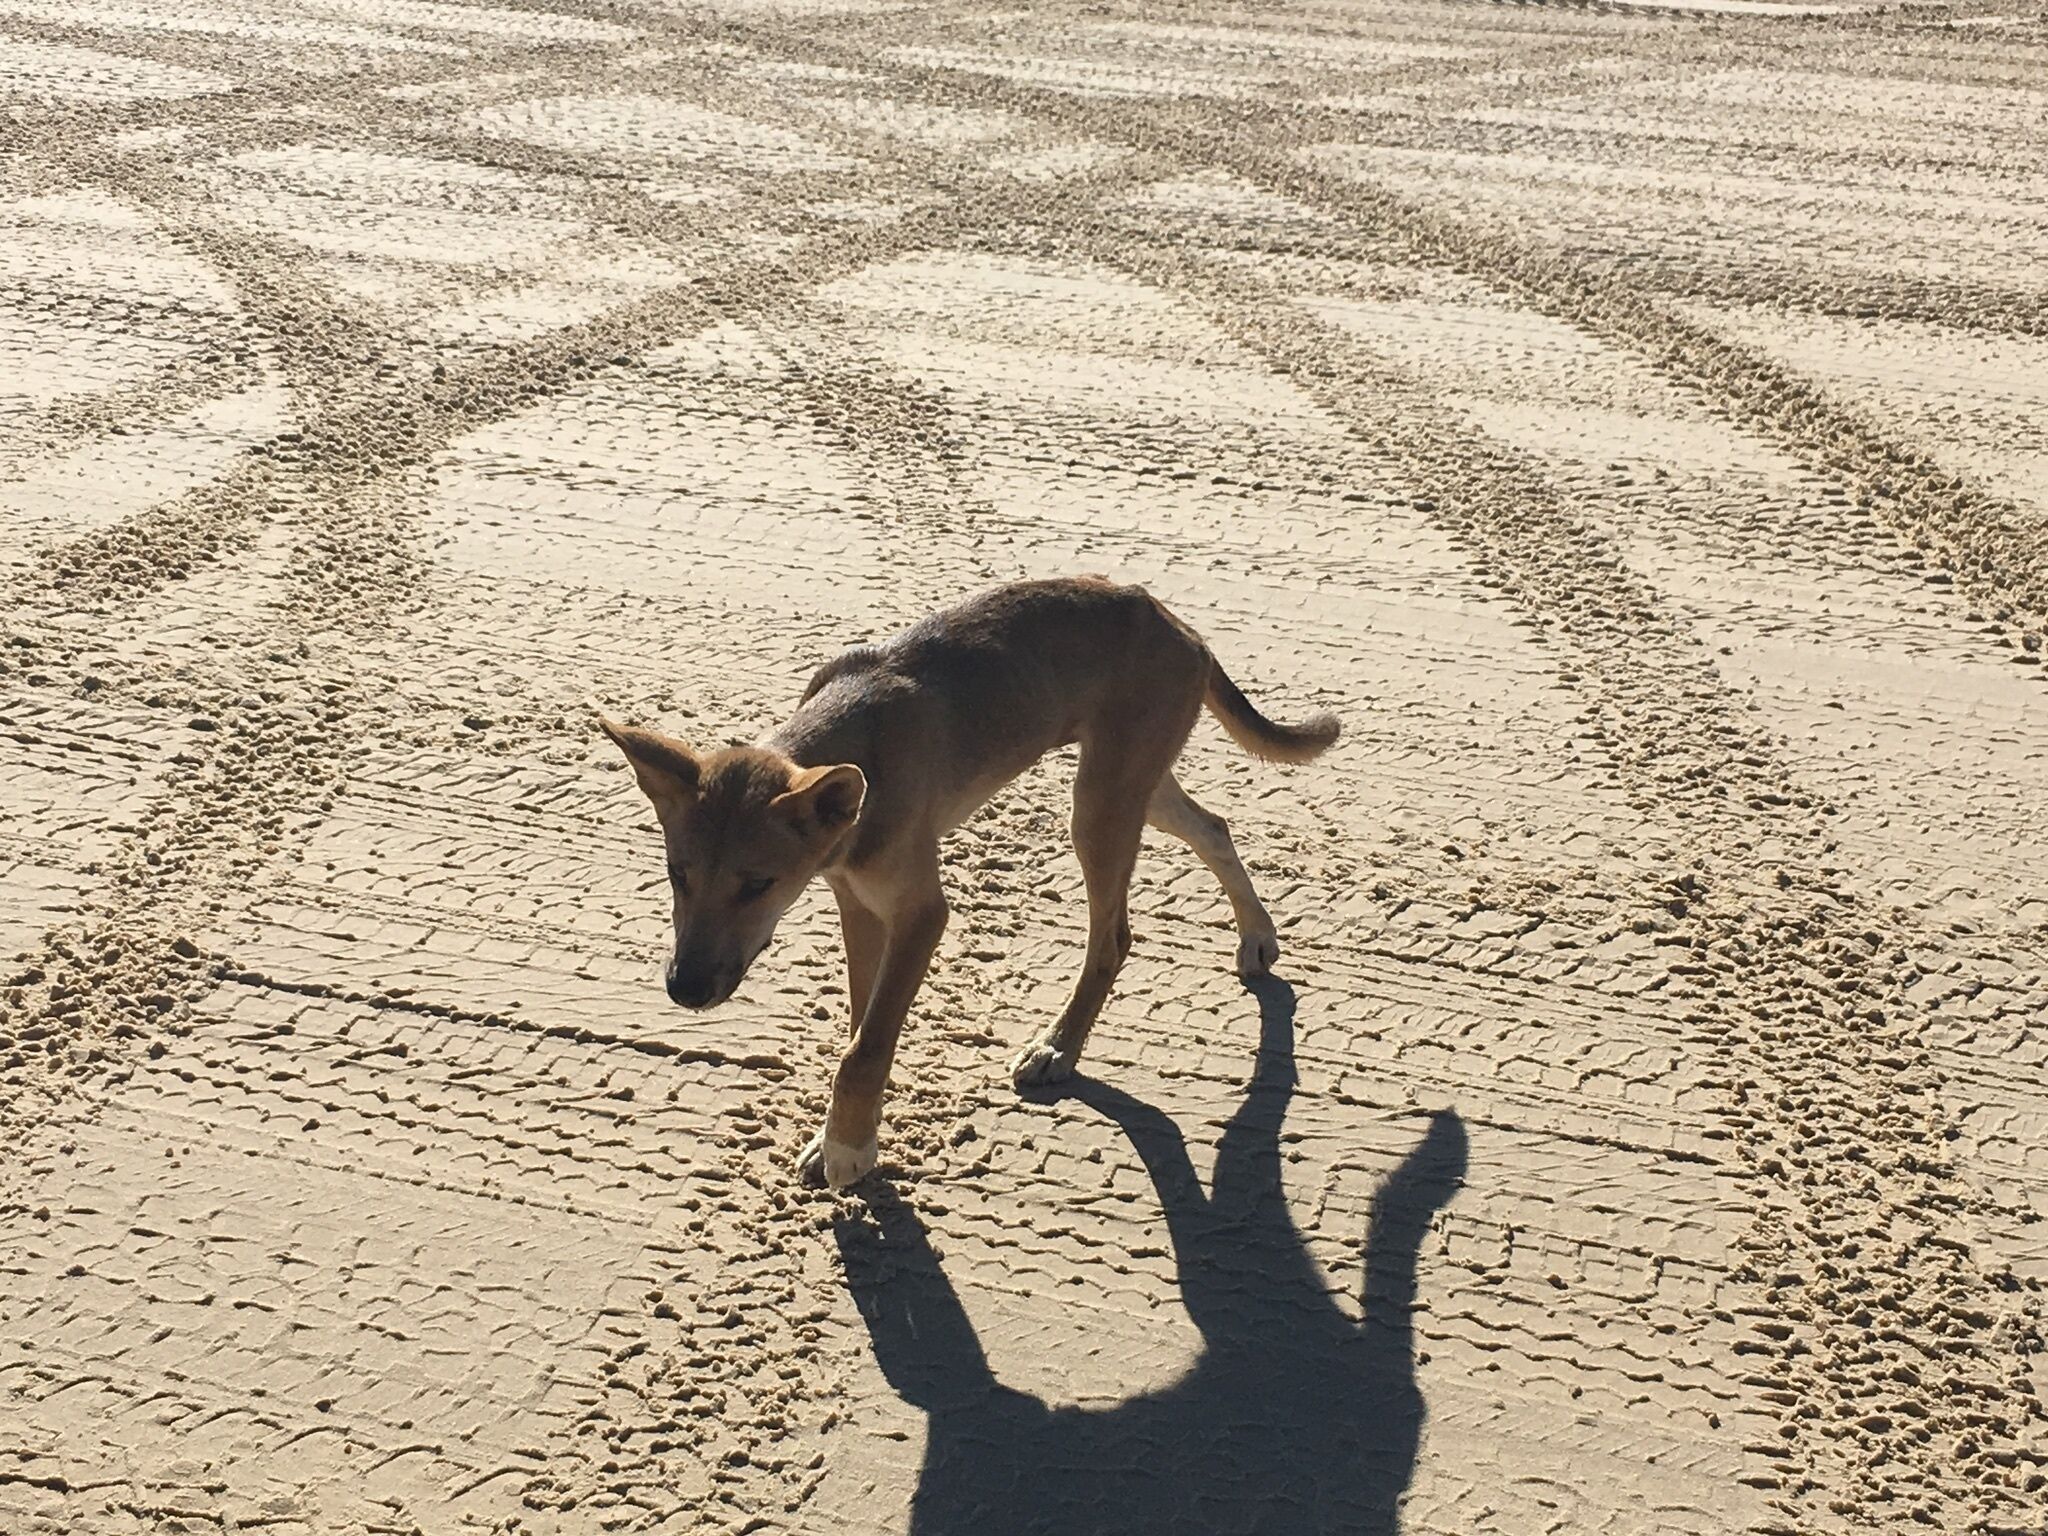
[799,854,947,1189]
[830,879,885,1031]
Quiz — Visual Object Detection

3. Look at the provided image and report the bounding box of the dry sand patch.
[2,2,2044,1533]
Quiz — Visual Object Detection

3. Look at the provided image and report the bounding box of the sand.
[2,1,2045,1532]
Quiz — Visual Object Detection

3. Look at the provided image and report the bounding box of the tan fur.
[598,576,1338,1189]
[1205,662,1341,764]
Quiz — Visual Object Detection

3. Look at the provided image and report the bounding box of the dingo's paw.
[1010,1040,1075,1090]
[797,1127,878,1190]
[1236,927,1280,979]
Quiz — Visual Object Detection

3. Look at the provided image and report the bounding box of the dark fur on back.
[803,646,886,704]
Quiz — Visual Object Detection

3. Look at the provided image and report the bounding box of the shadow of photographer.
[836,979,1468,1534]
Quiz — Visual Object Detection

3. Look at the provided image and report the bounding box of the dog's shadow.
[835,980,1469,1534]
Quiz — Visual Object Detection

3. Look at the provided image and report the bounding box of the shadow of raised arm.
[835,978,1467,1535]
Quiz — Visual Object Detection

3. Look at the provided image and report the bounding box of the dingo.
[599,576,1338,1188]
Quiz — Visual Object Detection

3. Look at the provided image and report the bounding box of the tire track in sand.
[6,5,2043,1531]
[0,18,1168,1528]
[683,7,2048,1520]
[8,112,1152,623]
[407,12,2048,1523]
[718,16,2048,676]
[588,11,2048,1516]
[0,25,886,1127]
[1052,231,2048,1533]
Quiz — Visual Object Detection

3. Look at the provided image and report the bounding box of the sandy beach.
[3,1,2045,1531]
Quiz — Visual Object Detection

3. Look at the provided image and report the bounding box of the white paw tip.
[1011,1043,1074,1089]
[822,1135,878,1190]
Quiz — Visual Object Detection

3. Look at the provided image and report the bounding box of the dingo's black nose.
[666,966,717,1009]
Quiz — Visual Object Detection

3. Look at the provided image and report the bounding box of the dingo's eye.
[736,876,774,904]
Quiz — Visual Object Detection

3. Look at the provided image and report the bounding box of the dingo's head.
[599,718,865,1010]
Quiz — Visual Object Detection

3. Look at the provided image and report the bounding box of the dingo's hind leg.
[1146,773,1279,978]
[1012,727,1190,1088]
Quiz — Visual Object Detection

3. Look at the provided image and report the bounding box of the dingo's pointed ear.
[598,717,700,803]
[773,763,865,839]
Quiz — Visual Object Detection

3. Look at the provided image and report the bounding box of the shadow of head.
[836,980,1468,1534]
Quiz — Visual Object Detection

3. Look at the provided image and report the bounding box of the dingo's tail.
[1204,657,1339,765]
